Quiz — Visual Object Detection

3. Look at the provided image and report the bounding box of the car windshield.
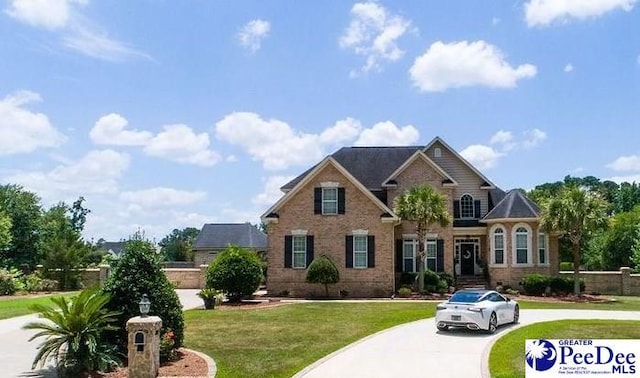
[449,291,484,303]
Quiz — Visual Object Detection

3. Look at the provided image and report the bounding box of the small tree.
[101,235,184,357]
[206,245,263,302]
[306,255,340,297]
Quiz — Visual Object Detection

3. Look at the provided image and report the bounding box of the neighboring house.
[192,223,267,266]
[261,137,558,297]
[98,241,127,258]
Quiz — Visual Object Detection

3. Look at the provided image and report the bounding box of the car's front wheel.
[487,312,497,334]
[437,324,449,332]
[513,305,519,324]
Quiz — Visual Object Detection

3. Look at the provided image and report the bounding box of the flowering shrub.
[160,329,179,362]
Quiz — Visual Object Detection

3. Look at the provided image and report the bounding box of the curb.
[159,348,217,378]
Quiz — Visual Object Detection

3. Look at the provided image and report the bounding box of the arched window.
[460,194,474,218]
[512,224,532,266]
[492,227,505,265]
[434,147,442,158]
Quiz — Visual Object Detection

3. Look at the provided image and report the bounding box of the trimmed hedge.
[521,274,586,296]
[206,245,263,302]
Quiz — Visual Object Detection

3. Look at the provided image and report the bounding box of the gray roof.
[193,223,267,250]
[483,189,540,220]
[99,241,126,256]
[282,146,422,190]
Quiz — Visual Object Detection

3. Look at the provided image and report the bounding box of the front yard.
[0,292,78,320]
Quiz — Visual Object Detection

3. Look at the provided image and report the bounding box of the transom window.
[322,187,338,215]
[353,235,368,268]
[403,240,416,273]
[515,227,529,264]
[460,194,474,218]
[292,235,307,268]
[538,232,547,265]
[493,227,505,265]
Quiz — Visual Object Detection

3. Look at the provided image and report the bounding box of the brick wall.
[76,266,207,289]
[559,268,640,296]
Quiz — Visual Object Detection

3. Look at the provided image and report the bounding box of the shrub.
[505,288,520,296]
[306,255,340,297]
[101,237,184,360]
[423,269,440,292]
[521,274,550,296]
[549,276,585,295]
[437,272,454,288]
[399,272,417,288]
[436,279,449,294]
[398,287,412,298]
[206,245,263,302]
[559,262,574,271]
[0,267,19,295]
[23,288,121,377]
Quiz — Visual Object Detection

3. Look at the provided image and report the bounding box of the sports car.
[435,289,519,333]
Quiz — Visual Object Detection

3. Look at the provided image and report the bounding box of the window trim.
[292,235,307,269]
[353,235,368,269]
[511,223,533,267]
[489,224,507,267]
[538,231,549,266]
[425,239,437,271]
[402,239,416,273]
[321,187,338,215]
[460,193,475,219]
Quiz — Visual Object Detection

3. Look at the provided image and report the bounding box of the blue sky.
[1,0,640,242]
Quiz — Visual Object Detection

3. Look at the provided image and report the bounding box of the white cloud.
[62,25,152,62]
[144,124,221,167]
[354,121,419,146]
[4,0,86,30]
[524,0,636,27]
[319,118,362,145]
[523,128,547,148]
[564,63,574,72]
[489,130,516,151]
[492,17,501,25]
[120,187,207,208]
[339,1,412,75]
[6,149,129,200]
[226,155,238,163]
[460,145,504,170]
[237,19,271,53]
[606,155,640,171]
[0,90,66,155]
[606,174,640,184]
[252,175,294,206]
[89,113,152,146]
[409,40,537,92]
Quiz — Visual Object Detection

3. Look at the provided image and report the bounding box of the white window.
[403,239,416,273]
[292,235,306,268]
[538,232,548,265]
[434,148,442,158]
[492,227,505,265]
[353,235,368,268]
[511,224,532,266]
[322,187,338,215]
[460,194,474,218]
[425,239,437,271]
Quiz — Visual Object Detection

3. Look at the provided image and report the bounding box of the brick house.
[261,137,558,297]
[192,223,267,266]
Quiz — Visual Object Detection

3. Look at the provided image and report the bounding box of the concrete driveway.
[0,289,203,378]
[295,309,640,378]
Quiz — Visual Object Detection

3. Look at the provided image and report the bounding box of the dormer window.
[434,148,442,158]
[314,186,345,215]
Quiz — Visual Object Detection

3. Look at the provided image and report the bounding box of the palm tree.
[394,184,451,292]
[526,340,552,371]
[23,288,122,377]
[539,185,609,295]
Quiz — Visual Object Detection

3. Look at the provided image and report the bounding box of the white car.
[435,289,519,333]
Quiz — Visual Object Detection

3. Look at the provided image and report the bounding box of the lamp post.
[139,294,150,317]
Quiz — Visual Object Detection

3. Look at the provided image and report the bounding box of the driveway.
[295,309,640,378]
[0,289,202,378]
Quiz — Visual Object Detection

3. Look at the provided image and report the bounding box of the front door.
[460,243,475,276]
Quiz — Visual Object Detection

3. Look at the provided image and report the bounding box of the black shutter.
[306,235,314,268]
[488,192,494,212]
[453,200,460,219]
[314,188,322,214]
[436,239,444,272]
[395,239,403,272]
[284,236,292,268]
[367,235,375,268]
[474,200,481,219]
[338,188,346,214]
[345,235,353,268]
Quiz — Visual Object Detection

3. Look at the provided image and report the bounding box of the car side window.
[487,293,505,302]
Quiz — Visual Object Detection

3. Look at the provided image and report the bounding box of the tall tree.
[159,227,200,261]
[0,212,11,252]
[615,182,640,214]
[539,186,609,295]
[0,184,43,270]
[393,184,451,292]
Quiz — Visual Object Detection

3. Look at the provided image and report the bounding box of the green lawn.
[184,302,436,378]
[0,292,78,320]
[489,320,640,378]
[518,295,640,311]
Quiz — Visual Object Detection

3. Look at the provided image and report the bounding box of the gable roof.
[282,146,421,191]
[193,223,267,250]
[382,150,458,187]
[424,137,497,189]
[262,156,399,221]
[98,241,126,256]
[482,190,540,221]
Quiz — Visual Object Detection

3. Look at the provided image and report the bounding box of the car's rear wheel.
[487,312,497,334]
[437,324,449,331]
[513,305,519,324]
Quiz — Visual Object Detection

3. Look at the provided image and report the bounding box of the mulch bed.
[96,348,208,377]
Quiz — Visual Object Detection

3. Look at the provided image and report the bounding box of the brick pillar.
[99,265,110,286]
[199,265,208,289]
[620,267,631,296]
[126,316,162,378]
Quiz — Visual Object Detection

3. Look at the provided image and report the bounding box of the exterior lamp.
[139,294,150,317]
